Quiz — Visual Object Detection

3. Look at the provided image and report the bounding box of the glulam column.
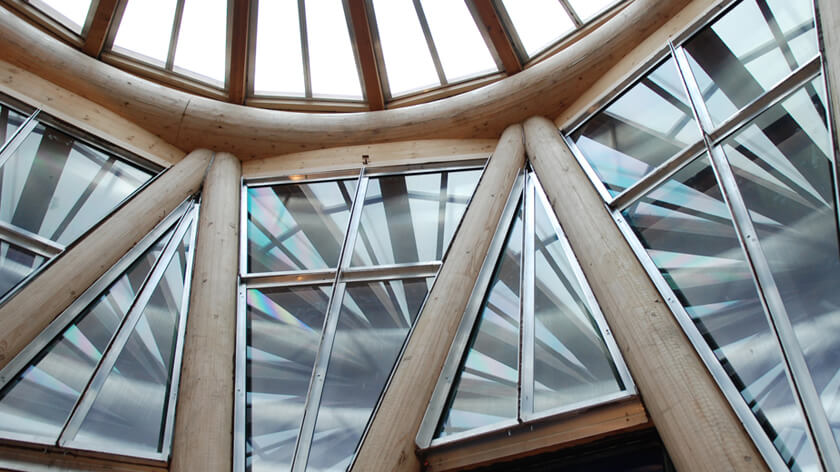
[169,152,241,472]
[523,116,767,472]
[0,149,213,369]
[351,124,525,472]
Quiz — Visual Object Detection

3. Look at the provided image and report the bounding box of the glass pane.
[721,78,840,449]
[351,169,481,266]
[532,191,623,412]
[113,0,179,65]
[0,231,168,440]
[70,223,193,453]
[436,203,522,438]
[0,124,153,245]
[370,0,440,96]
[308,278,432,471]
[499,0,575,57]
[305,0,363,99]
[683,0,817,126]
[173,0,227,84]
[30,0,92,34]
[0,103,27,146]
[567,0,616,22]
[419,0,497,83]
[247,180,356,273]
[254,0,305,96]
[246,285,330,472]
[571,57,701,197]
[622,155,819,470]
[0,239,46,299]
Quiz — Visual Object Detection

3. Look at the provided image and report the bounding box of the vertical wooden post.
[351,124,525,471]
[169,152,241,472]
[523,116,767,472]
[0,149,213,369]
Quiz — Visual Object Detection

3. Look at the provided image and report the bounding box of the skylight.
[113,0,178,65]
[173,0,227,83]
[28,0,92,34]
[420,0,496,83]
[254,0,305,96]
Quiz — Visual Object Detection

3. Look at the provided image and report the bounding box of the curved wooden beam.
[0,0,691,159]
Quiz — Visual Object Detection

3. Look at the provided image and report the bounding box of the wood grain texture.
[81,0,120,58]
[523,116,767,472]
[169,152,241,472]
[470,0,522,74]
[227,0,250,105]
[348,0,384,111]
[0,149,212,370]
[0,444,166,472]
[351,124,525,472]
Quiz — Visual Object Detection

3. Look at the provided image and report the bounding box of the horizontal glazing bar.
[340,261,441,281]
[0,220,64,258]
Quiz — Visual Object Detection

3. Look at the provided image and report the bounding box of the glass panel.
[173,0,227,84]
[0,239,46,299]
[419,0,497,83]
[567,0,616,22]
[0,231,168,440]
[683,0,817,126]
[0,103,27,146]
[247,180,356,273]
[436,203,522,438]
[246,285,330,472]
[0,124,153,245]
[351,169,481,266]
[305,0,363,99]
[254,0,305,96]
[308,278,432,471]
[499,0,575,57]
[70,223,193,453]
[30,0,92,34]
[113,0,179,65]
[571,57,701,197]
[532,191,623,412]
[370,0,440,96]
[721,78,840,449]
[622,155,819,470]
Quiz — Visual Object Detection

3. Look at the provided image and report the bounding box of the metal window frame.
[24,0,96,36]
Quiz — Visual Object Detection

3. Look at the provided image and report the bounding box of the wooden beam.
[351,124,525,472]
[469,0,522,74]
[0,444,166,472]
[347,0,385,111]
[81,0,120,58]
[170,152,241,472]
[228,0,250,105]
[0,149,213,370]
[421,399,650,472]
[523,116,767,472]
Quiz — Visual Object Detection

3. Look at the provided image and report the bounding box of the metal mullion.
[340,261,441,283]
[557,0,583,28]
[436,171,448,260]
[0,110,40,169]
[291,168,368,472]
[411,0,447,85]
[463,0,505,72]
[245,270,337,289]
[58,205,195,446]
[245,0,259,97]
[341,0,370,103]
[562,135,616,203]
[165,0,187,71]
[233,282,248,472]
[239,179,249,276]
[363,0,393,101]
[490,0,528,64]
[0,220,64,258]
[298,0,312,98]
[518,172,535,420]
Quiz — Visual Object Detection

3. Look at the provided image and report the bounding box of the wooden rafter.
[81,0,120,58]
[347,0,385,111]
[228,0,250,104]
[470,0,522,74]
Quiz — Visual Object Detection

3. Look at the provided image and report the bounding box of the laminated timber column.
[170,152,241,472]
[352,125,525,472]
[0,149,213,369]
[523,116,767,472]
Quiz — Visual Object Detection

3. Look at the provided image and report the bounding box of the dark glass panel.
[0,103,26,145]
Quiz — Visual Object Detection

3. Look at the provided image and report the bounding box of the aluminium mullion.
[0,220,64,259]
[341,0,370,103]
[165,0,187,71]
[463,0,506,72]
[489,0,528,65]
[363,0,393,101]
[57,203,196,447]
[291,168,368,472]
[519,172,535,419]
[562,135,615,203]
[233,282,248,472]
[411,0,447,86]
[298,0,312,98]
[557,0,582,27]
[239,179,248,277]
[0,110,40,169]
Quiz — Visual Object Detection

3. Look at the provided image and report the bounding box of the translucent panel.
[721,78,840,449]
[30,0,92,33]
[254,0,305,96]
[0,239,46,300]
[246,285,330,472]
[622,156,819,470]
[173,0,227,84]
[0,232,167,440]
[305,0,363,99]
[567,0,616,22]
[419,0,497,82]
[371,0,440,96]
[683,0,817,126]
[500,0,575,57]
[532,192,623,412]
[571,58,701,197]
[308,278,432,471]
[0,103,27,145]
[71,224,193,453]
[247,180,356,273]
[437,204,523,438]
[0,124,153,245]
[113,0,178,64]
[351,169,481,266]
